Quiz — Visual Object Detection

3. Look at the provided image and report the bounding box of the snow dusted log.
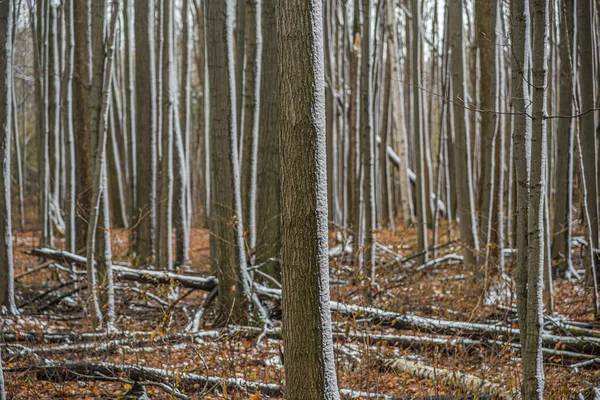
[381,359,516,399]
[13,361,284,397]
[26,248,600,355]
[329,302,600,355]
[414,254,463,271]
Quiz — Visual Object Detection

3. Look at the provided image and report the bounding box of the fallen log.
[28,248,600,355]
[381,358,517,400]
[8,360,408,399]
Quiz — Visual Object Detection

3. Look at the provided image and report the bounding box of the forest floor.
[3,223,598,399]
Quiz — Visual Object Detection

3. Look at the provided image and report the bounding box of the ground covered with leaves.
[3,224,597,399]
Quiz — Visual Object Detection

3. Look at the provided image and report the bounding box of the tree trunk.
[277,0,340,396]
[412,0,429,266]
[240,0,262,254]
[176,0,192,266]
[577,0,599,281]
[379,44,393,230]
[255,0,281,283]
[448,0,479,273]
[551,0,574,278]
[206,0,251,323]
[0,0,16,315]
[521,0,549,397]
[157,0,174,271]
[134,0,157,263]
[360,0,376,288]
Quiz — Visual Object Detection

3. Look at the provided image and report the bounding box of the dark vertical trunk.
[255,0,281,282]
[277,0,340,396]
[206,0,251,323]
[134,0,157,263]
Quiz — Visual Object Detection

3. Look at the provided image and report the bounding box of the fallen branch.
[28,248,600,355]
[381,358,517,399]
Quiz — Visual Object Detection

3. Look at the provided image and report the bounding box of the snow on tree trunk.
[360,0,376,292]
[0,0,16,315]
[521,0,549,397]
[240,0,262,255]
[412,0,429,266]
[277,0,340,396]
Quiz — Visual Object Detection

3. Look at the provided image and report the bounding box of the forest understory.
[3,222,598,399]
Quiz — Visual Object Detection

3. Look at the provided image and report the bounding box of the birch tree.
[0,0,16,315]
[277,0,340,396]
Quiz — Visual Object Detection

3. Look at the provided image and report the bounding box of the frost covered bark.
[0,0,16,315]
[277,0,340,396]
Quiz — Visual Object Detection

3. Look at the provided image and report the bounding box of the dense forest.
[1,0,600,398]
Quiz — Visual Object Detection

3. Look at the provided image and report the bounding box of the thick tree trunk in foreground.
[277,0,340,397]
[448,0,478,273]
[0,0,16,315]
[255,0,281,283]
[134,0,157,263]
[206,0,251,324]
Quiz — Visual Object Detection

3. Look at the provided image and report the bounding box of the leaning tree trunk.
[0,0,16,315]
[255,0,281,283]
[577,0,599,281]
[551,0,575,278]
[448,0,479,274]
[277,0,340,397]
[133,0,157,264]
[206,0,251,324]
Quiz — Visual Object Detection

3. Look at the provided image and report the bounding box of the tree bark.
[551,0,575,277]
[577,0,599,281]
[240,0,262,254]
[412,0,429,266]
[134,0,157,263]
[0,0,16,315]
[206,0,251,323]
[448,0,479,273]
[255,0,281,283]
[277,0,340,396]
[360,0,376,288]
